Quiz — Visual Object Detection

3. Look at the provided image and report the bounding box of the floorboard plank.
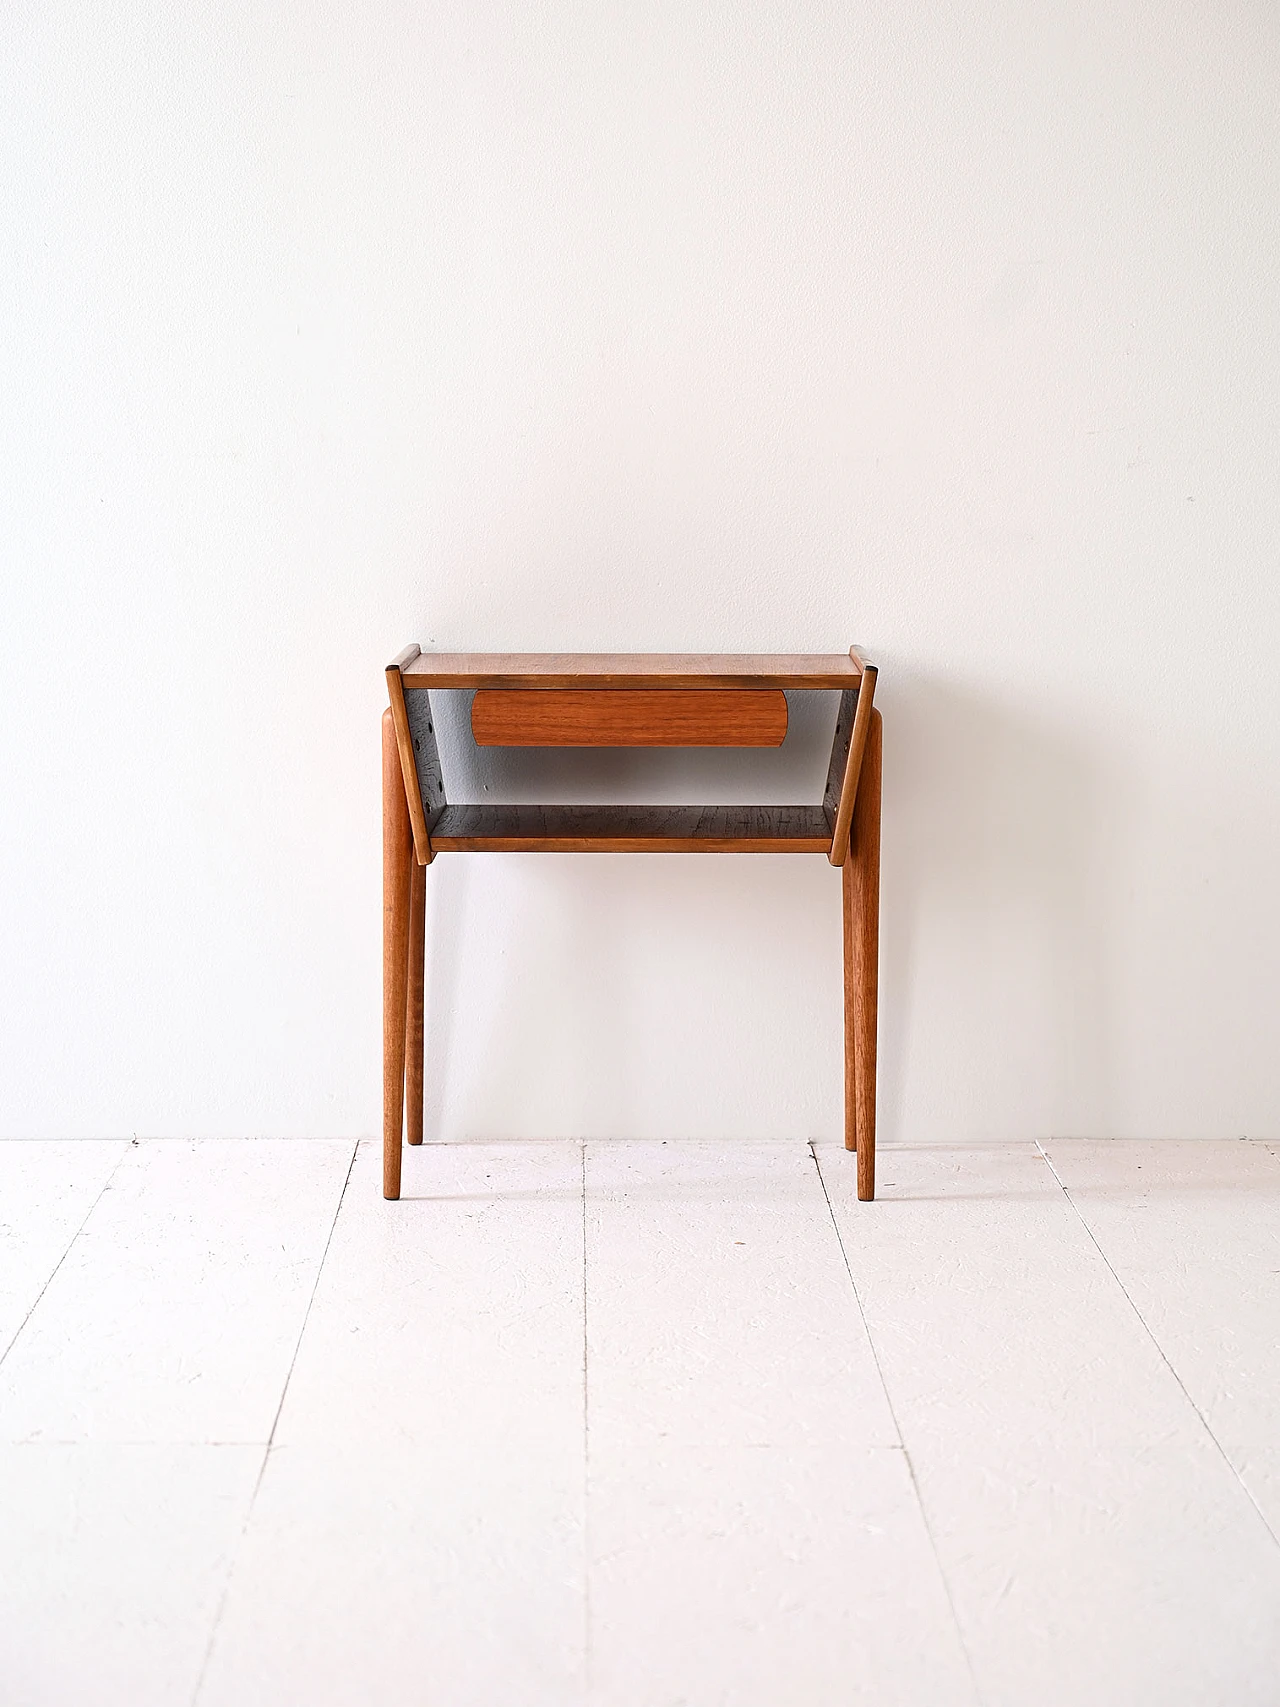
[199,1140,586,1706]
[585,1142,975,1705]
[818,1141,1280,1707]
[1042,1138,1280,1543]
[0,1443,260,1707]
[0,1140,128,1360]
[590,1442,978,1707]
[585,1140,897,1451]
[0,1140,354,1444]
[7,1137,1278,1705]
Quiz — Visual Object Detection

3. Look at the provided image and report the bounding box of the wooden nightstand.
[382,650,881,1200]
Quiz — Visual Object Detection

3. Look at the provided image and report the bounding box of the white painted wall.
[3,2,1278,1141]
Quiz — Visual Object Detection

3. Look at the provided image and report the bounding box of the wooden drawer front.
[471,688,788,747]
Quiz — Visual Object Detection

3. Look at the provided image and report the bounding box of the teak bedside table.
[382,650,882,1201]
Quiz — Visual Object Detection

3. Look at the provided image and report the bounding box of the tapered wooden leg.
[405,858,426,1145]
[383,710,412,1200]
[842,849,858,1156]
[850,710,881,1200]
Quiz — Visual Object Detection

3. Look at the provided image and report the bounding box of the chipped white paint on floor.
[1,1138,1278,1705]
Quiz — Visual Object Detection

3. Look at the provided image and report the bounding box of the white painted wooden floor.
[2,1138,1279,1706]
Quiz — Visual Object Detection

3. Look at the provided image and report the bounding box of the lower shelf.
[429,804,834,853]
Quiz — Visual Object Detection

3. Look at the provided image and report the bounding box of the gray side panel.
[404,689,447,826]
[823,689,858,827]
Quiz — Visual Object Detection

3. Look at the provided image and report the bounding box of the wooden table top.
[394,649,866,690]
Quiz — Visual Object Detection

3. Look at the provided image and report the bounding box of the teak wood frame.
[382,650,881,1202]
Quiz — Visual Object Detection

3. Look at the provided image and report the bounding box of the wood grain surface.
[471,689,788,747]
[381,711,412,1199]
[400,652,864,690]
[385,652,434,865]
[828,664,878,867]
[848,709,881,1200]
[405,858,425,1147]
[429,803,831,853]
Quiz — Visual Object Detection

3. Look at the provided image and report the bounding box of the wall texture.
[3,2,1278,1140]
